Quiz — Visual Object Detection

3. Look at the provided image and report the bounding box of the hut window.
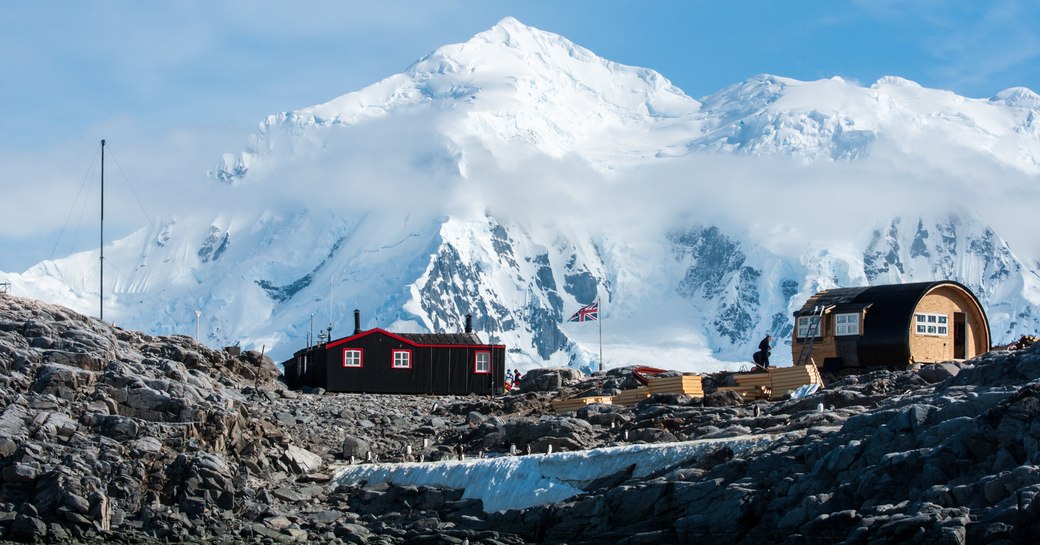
[914,313,948,336]
[834,313,860,336]
[342,348,363,368]
[474,351,491,374]
[391,349,412,369]
[796,316,823,338]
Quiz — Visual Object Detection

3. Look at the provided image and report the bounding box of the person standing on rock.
[756,335,773,368]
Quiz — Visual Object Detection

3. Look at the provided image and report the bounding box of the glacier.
[2,17,1039,370]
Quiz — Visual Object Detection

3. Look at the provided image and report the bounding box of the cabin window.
[474,351,491,374]
[834,313,860,336]
[796,316,823,339]
[391,349,412,369]
[915,313,948,336]
[342,348,363,368]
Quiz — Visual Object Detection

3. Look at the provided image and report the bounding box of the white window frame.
[474,351,491,374]
[391,349,412,369]
[914,313,948,336]
[834,313,860,336]
[342,348,363,368]
[796,316,823,339]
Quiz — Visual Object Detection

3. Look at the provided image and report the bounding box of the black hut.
[792,280,990,369]
[283,311,506,395]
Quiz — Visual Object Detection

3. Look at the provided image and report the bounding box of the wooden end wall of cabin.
[910,286,988,362]
[790,309,867,366]
[790,313,839,365]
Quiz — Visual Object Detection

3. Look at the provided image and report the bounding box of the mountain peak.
[482,16,536,42]
[420,16,598,72]
[470,16,573,51]
[991,86,1040,109]
[871,76,924,89]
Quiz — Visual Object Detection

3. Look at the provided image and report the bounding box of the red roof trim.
[326,328,505,350]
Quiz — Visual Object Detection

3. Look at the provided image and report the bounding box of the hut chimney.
[353,309,362,335]
[465,314,473,334]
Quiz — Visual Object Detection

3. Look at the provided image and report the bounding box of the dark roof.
[794,281,987,365]
[325,328,498,350]
[395,332,485,345]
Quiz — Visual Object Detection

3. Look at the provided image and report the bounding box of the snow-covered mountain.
[4,17,1040,369]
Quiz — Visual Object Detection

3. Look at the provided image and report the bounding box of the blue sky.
[1,1,1039,270]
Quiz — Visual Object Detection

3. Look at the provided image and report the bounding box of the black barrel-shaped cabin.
[792,280,990,369]
[284,312,505,395]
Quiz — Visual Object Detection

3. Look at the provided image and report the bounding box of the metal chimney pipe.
[353,309,361,335]
[465,314,472,334]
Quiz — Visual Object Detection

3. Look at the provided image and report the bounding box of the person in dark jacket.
[757,335,773,368]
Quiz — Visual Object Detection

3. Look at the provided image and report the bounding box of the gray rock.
[283,445,323,474]
[466,411,485,425]
[505,417,596,451]
[919,362,960,383]
[0,403,30,438]
[264,515,292,530]
[98,415,139,440]
[1,462,38,483]
[32,363,96,395]
[342,435,371,459]
[272,488,304,502]
[130,436,163,454]
[521,367,584,392]
[124,385,181,417]
[0,437,17,457]
[310,510,343,525]
[64,493,91,515]
[9,514,47,541]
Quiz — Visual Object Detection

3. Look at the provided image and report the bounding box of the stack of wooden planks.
[767,364,824,400]
[733,372,772,389]
[646,374,704,397]
[611,387,650,406]
[716,366,824,402]
[715,385,770,400]
[717,373,772,400]
[551,395,613,413]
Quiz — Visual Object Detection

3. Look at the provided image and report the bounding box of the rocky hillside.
[0,294,1039,543]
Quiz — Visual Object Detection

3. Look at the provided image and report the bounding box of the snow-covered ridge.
[215,17,702,183]
[217,17,1040,182]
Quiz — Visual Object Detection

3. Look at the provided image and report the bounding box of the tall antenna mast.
[327,271,334,342]
[100,139,105,321]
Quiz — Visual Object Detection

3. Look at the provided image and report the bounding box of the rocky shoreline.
[1,294,1039,544]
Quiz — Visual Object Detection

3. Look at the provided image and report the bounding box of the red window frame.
[391,349,412,369]
[342,348,363,368]
[473,351,491,374]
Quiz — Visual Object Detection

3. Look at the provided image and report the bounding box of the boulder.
[919,363,960,384]
[520,368,584,392]
[341,436,371,460]
[504,417,596,451]
[9,514,47,541]
[97,415,139,440]
[31,363,96,395]
[283,445,323,474]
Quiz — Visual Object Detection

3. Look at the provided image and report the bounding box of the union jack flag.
[568,301,598,322]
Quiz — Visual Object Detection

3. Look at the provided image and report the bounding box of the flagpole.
[598,297,603,372]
